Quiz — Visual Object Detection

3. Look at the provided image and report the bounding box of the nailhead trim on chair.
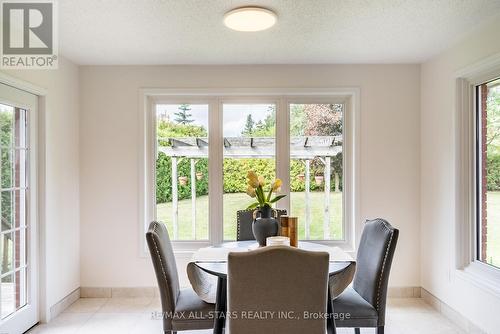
[375,221,394,311]
[150,222,176,307]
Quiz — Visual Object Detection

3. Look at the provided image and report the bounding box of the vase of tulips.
[246,171,286,246]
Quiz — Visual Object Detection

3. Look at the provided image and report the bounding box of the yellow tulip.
[258,175,265,187]
[246,185,256,198]
[247,171,259,188]
[272,179,282,192]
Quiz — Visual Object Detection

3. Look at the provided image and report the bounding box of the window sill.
[455,261,500,298]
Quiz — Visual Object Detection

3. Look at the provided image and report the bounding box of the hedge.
[156,153,343,203]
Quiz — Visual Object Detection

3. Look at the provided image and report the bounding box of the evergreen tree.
[242,114,255,136]
[174,104,194,124]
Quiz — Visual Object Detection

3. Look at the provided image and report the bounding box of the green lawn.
[487,191,500,267]
[157,192,343,241]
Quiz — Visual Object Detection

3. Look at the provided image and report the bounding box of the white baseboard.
[421,288,486,334]
[48,288,80,321]
[80,287,158,298]
[388,286,421,298]
[80,286,419,299]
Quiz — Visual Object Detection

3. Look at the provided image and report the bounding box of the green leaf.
[255,186,266,204]
[269,194,286,203]
[266,187,273,202]
[247,202,260,209]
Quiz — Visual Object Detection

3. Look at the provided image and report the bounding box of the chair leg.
[377,326,384,334]
[354,328,360,334]
[326,287,337,334]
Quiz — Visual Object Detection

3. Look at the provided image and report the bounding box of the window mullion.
[208,98,223,245]
[276,97,290,213]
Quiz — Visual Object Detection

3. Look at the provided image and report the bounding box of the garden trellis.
[158,136,342,239]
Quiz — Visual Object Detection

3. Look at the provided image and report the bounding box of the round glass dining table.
[191,240,356,334]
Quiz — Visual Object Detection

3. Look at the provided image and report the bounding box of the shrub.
[156,155,343,203]
[156,153,209,203]
[487,154,500,191]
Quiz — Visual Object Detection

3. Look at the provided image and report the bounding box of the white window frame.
[139,88,360,255]
[455,53,500,296]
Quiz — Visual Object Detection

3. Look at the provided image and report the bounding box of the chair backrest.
[353,218,399,325]
[236,208,287,241]
[146,222,180,318]
[228,246,329,334]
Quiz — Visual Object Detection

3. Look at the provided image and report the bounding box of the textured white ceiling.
[59,0,500,65]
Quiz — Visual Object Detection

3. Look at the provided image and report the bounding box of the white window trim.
[455,53,500,297]
[139,88,360,256]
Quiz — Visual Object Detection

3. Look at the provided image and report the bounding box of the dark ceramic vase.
[252,206,279,246]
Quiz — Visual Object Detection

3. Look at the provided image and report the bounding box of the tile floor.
[27,297,465,334]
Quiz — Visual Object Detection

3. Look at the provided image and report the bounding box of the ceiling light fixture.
[224,7,277,32]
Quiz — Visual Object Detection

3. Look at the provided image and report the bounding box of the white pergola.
[158,136,342,239]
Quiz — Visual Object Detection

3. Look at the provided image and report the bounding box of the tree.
[242,114,255,136]
[304,104,342,136]
[174,104,194,124]
[487,86,500,150]
[290,104,307,136]
[252,107,276,137]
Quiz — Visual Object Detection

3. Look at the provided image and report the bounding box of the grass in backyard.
[157,192,343,241]
[156,192,500,266]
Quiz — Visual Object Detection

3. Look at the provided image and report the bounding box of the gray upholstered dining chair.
[227,246,332,334]
[236,208,287,240]
[146,221,215,333]
[333,218,399,334]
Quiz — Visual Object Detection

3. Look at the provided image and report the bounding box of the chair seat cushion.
[172,288,215,331]
[333,287,378,328]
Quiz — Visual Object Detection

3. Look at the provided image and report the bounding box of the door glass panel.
[0,104,29,320]
[289,103,344,240]
[1,191,13,231]
[222,103,276,240]
[0,232,13,275]
[1,273,15,319]
[155,104,209,240]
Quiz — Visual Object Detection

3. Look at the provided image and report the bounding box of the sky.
[156,104,274,137]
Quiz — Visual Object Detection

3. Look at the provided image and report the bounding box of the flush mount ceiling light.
[224,7,277,32]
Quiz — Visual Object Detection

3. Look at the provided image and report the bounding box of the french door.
[0,83,38,334]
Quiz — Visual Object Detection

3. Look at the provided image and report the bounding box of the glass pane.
[1,269,27,320]
[479,78,500,268]
[289,104,343,240]
[14,149,27,189]
[223,103,276,240]
[1,232,14,275]
[155,104,209,240]
[14,109,27,149]
[1,272,15,319]
[14,189,26,229]
[0,104,14,149]
[14,228,26,268]
[1,149,13,189]
[1,191,13,231]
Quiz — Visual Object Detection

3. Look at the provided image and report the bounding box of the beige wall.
[1,56,80,319]
[79,64,421,288]
[420,15,500,333]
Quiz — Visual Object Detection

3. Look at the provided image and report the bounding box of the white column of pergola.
[159,136,342,240]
